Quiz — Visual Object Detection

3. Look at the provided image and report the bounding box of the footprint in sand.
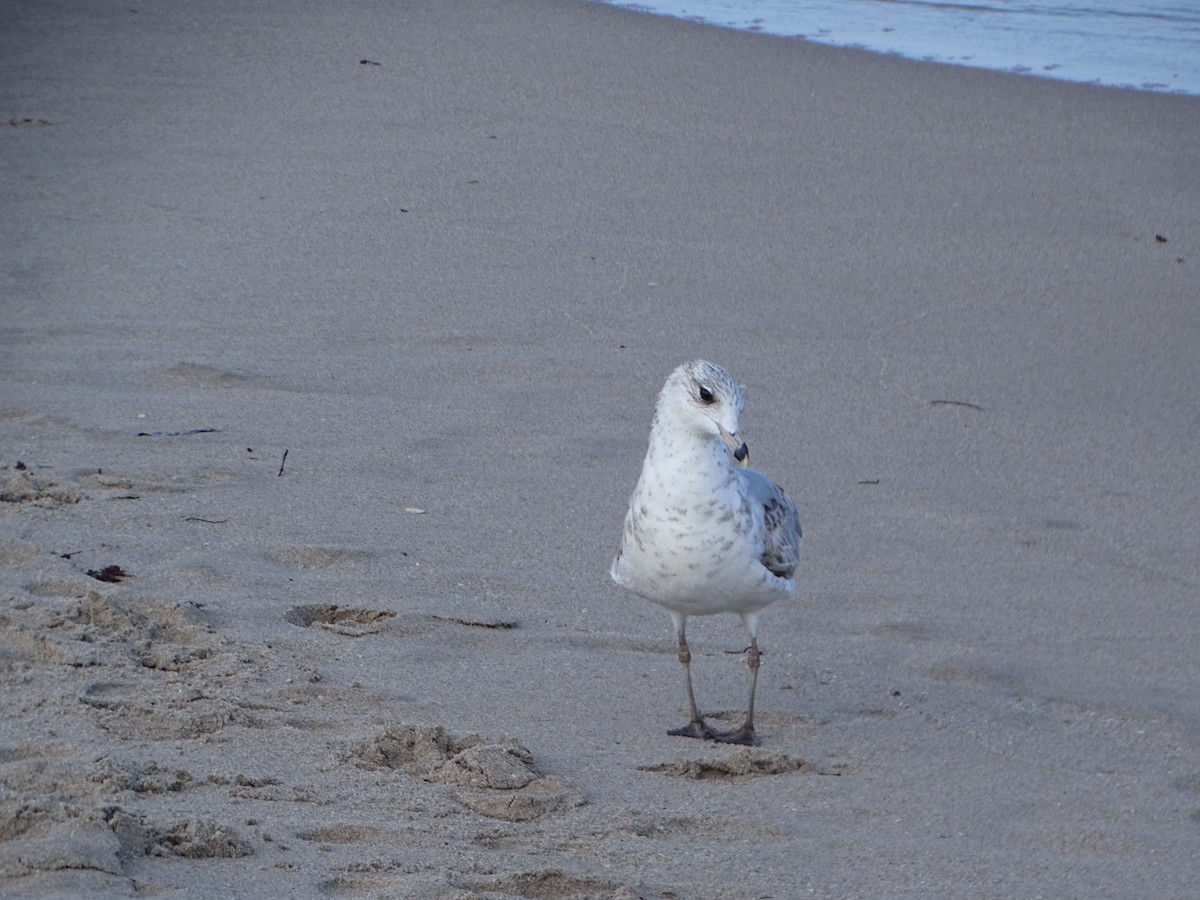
[638,748,806,779]
[0,470,83,506]
[638,746,855,779]
[351,724,581,823]
[107,809,254,859]
[0,755,251,892]
[267,546,375,569]
[284,604,396,637]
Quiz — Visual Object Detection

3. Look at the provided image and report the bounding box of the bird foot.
[668,719,718,740]
[668,720,758,745]
[710,725,758,746]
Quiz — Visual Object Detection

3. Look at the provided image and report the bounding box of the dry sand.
[2,1,1199,897]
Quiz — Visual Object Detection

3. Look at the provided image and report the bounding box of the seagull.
[611,360,801,746]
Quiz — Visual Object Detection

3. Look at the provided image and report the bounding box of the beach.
[2,1,1199,896]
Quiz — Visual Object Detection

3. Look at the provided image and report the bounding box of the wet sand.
[2,1,1199,896]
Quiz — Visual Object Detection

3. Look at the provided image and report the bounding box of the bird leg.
[713,637,760,746]
[667,631,716,739]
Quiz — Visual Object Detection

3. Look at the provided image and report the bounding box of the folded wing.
[736,467,802,580]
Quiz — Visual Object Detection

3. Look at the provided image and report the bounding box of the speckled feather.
[611,360,801,623]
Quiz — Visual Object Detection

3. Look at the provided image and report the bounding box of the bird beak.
[720,428,750,467]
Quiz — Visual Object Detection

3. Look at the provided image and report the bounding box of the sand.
[2,1,1198,897]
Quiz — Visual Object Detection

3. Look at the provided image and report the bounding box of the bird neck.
[643,414,732,487]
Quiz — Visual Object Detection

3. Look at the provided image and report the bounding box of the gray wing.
[737,467,802,579]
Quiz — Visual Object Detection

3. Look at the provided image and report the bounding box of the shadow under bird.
[611,360,802,746]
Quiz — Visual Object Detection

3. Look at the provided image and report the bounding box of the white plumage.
[612,360,801,745]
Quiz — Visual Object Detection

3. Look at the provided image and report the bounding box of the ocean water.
[602,0,1200,95]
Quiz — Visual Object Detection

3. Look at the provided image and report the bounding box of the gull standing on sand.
[611,360,801,746]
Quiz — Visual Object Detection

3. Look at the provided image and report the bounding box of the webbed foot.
[668,719,717,740]
[711,725,758,746]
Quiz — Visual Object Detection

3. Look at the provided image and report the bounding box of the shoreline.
[600,0,1200,97]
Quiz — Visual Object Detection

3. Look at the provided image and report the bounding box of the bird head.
[659,360,750,466]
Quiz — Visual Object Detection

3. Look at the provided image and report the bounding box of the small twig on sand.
[278,449,289,477]
[930,399,984,411]
[136,428,220,437]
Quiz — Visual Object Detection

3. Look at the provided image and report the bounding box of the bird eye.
[698,386,715,404]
